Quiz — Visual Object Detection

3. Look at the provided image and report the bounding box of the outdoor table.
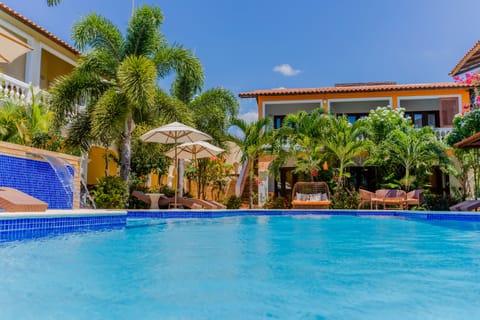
[146,193,164,209]
[375,197,405,210]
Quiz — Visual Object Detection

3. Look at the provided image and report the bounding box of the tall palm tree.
[230,117,272,208]
[50,5,203,185]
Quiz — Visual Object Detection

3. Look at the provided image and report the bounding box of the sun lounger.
[0,187,48,212]
[158,197,218,209]
[450,200,480,211]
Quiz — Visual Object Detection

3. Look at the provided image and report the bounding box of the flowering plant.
[263,196,291,209]
[453,72,480,113]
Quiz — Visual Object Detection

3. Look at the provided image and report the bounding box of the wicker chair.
[359,189,375,209]
[291,182,331,209]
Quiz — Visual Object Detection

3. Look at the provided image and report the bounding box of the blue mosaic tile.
[127,209,480,222]
[0,154,75,209]
[0,215,126,242]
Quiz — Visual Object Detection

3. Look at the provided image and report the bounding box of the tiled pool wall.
[0,154,74,209]
[128,209,480,221]
[1,209,479,242]
[0,213,126,242]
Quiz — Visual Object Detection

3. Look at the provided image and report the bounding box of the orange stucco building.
[239,81,473,205]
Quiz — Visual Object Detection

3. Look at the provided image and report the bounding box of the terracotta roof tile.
[0,2,80,56]
[449,40,480,76]
[239,82,472,98]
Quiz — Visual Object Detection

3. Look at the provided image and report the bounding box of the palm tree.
[230,117,272,208]
[46,0,61,6]
[277,108,328,181]
[385,126,446,191]
[323,116,369,189]
[50,5,203,185]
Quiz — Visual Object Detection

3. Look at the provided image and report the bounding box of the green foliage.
[91,175,128,209]
[127,173,150,209]
[272,108,328,181]
[230,117,273,208]
[331,188,360,209]
[445,109,480,146]
[424,193,461,211]
[446,109,480,198]
[263,196,290,209]
[323,116,369,189]
[159,185,175,197]
[225,195,242,209]
[384,126,447,191]
[130,123,169,178]
[50,4,203,183]
[359,106,411,145]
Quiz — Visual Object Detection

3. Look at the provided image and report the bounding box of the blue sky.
[3,0,480,121]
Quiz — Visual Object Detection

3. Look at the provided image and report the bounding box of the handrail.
[0,72,50,104]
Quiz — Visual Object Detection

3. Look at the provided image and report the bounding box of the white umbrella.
[165,141,224,160]
[0,26,32,63]
[140,122,212,208]
[166,141,225,199]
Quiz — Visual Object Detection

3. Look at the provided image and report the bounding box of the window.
[273,115,286,129]
[342,113,368,123]
[404,111,439,128]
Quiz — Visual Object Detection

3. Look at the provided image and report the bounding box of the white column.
[25,40,42,89]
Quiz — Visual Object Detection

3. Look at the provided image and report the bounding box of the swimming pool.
[1,215,479,319]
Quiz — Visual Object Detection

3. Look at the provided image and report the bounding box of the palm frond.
[117,55,157,116]
[91,89,129,144]
[49,71,110,128]
[72,13,124,58]
[154,45,204,92]
[124,5,164,57]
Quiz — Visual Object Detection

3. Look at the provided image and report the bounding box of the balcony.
[0,72,49,104]
[433,127,452,142]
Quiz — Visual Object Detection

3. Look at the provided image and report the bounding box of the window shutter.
[439,98,459,127]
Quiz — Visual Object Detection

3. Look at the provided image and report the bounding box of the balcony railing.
[0,72,49,104]
[433,127,452,142]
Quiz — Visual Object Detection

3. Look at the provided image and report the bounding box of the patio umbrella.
[140,122,212,208]
[165,141,224,160]
[0,26,32,63]
[166,141,225,198]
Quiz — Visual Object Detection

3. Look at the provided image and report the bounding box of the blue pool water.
[1,215,480,319]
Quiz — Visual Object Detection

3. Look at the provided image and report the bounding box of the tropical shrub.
[225,195,242,209]
[331,188,360,209]
[424,193,461,211]
[263,196,290,209]
[92,175,128,209]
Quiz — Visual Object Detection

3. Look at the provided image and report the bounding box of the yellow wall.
[87,146,119,185]
[40,49,75,89]
[257,88,471,118]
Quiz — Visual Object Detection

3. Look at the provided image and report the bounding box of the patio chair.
[358,189,375,209]
[291,182,331,209]
[373,189,406,210]
[405,189,425,209]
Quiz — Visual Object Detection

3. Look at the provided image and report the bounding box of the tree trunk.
[104,146,109,177]
[120,115,134,185]
[249,160,254,209]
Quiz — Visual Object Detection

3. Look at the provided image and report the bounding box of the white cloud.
[273,64,301,76]
[239,111,258,124]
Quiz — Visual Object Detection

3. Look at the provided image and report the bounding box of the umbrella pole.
[174,138,178,208]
